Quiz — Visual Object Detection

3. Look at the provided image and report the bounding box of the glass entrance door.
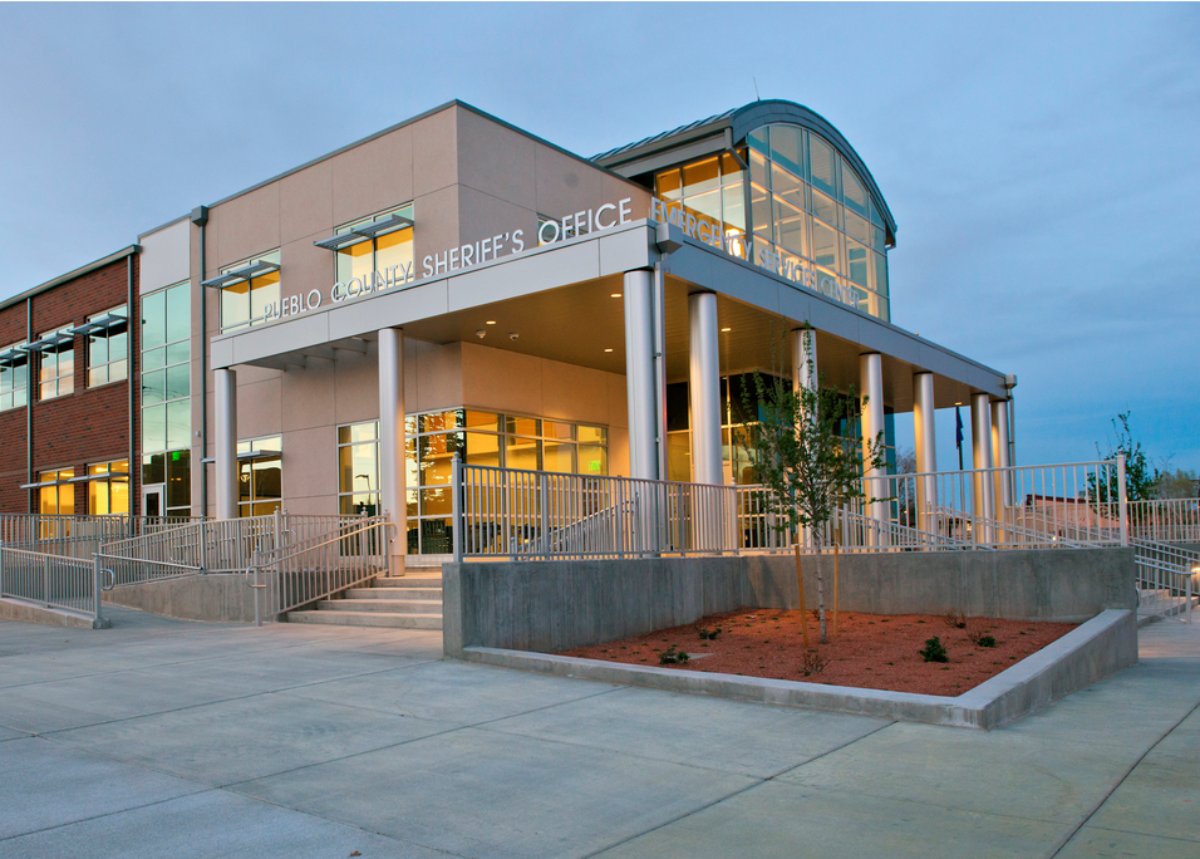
[142,483,165,518]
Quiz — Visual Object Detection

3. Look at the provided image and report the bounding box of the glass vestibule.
[655,123,891,321]
[404,408,608,556]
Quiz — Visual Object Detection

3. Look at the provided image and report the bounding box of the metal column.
[378,327,407,576]
[991,399,1011,514]
[971,392,994,543]
[913,372,937,532]
[859,353,887,543]
[688,292,722,486]
[214,368,238,520]
[623,269,658,481]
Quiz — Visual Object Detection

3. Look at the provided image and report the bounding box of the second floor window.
[212,250,280,332]
[37,328,75,400]
[85,305,128,387]
[0,343,28,411]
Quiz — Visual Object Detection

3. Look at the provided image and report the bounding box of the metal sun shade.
[24,330,75,353]
[67,312,128,337]
[313,213,414,250]
[200,260,280,289]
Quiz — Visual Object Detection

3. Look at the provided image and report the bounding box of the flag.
[955,407,964,447]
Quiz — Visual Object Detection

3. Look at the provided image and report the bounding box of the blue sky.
[1,2,1196,471]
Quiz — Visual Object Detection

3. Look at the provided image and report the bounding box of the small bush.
[696,626,722,640]
[944,611,967,630]
[659,645,690,665]
[802,649,829,677]
[920,636,949,663]
[969,632,997,648]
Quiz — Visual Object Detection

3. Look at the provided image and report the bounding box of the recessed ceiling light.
[603,348,613,353]
[485,320,497,325]
[610,293,622,299]
[720,327,732,333]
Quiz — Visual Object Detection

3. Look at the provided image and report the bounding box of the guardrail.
[252,515,391,622]
[0,547,112,627]
[1129,498,1200,543]
[0,514,200,560]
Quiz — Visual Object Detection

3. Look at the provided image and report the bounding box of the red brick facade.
[0,254,138,514]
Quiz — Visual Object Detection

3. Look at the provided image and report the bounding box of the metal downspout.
[192,206,209,516]
[25,297,32,513]
[127,254,136,531]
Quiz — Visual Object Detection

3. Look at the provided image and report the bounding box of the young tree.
[1087,411,1161,504]
[738,331,888,644]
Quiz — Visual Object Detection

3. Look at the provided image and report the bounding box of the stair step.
[317,598,441,612]
[375,576,442,588]
[287,610,442,629]
[344,586,442,600]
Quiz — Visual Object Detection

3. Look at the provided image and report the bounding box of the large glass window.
[39,468,74,516]
[703,123,893,321]
[404,408,608,555]
[220,250,280,332]
[0,342,28,411]
[334,205,414,285]
[86,305,128,387]
[38,328,74,400]
[238,435,282,517]
[88,459,130,515]
[141,281,191,516]
[338,421,380,516]
[654,152,748,259]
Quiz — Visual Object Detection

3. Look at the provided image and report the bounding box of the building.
[5,99,1016,571]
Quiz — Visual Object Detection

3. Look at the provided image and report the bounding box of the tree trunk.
[793,542,810,650]
[814,534,827,643]
[832,540,841,636]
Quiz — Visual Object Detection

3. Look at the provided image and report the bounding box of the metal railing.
[1129,498,1200,543]
[1132,539,1199,623]
[0,547,112,627]
[0,514,200,560]
[252,515,391,621]
[95,512,376,585]
[451,458,1129,561]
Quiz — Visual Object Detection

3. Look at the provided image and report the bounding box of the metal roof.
[593,99,897,239]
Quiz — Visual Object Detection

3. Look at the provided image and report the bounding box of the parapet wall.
[443,548,1137,656]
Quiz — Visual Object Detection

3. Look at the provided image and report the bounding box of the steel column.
[623,269,659,481]
[214,368,238,520]
[859,353,886,542]
[971,392,994,543]
[688,292,722,486]
[377,327,407,576]
[913,372,937,532]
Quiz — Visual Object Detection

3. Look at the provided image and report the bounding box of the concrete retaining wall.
[443,548,1136,657]
[103,574,271,624]
[0,596,105,629]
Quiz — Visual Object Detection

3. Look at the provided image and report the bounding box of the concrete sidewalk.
[0,606,1196,858]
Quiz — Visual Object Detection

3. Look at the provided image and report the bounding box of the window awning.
[0,345,28,365]
[68,312,127,337]
[201,260,280,289]
[19,477,73,490]
[25,330,75,353]
[237,449,281,462]
[67,472,130,484]
[314,213,414,251]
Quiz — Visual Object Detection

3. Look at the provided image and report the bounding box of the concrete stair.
[286,570,443,629]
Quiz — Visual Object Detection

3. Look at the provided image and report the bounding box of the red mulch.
[558,609,1078,697]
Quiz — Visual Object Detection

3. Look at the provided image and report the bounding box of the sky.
[0,2,1197,472]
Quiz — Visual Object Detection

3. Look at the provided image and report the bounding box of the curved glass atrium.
[654,123,892,321]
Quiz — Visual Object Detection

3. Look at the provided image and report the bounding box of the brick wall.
[0,255,138,513]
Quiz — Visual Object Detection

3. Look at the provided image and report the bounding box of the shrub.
[944,611,967,629]
[659,645,690,665]
[696,626,722,640]
[920,636,949,663]
[969,632,997,648]
[802,649,829,677]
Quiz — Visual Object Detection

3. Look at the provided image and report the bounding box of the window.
[237,434,282,517]
[0,342,28,411]
[39,468,74,516]
[86,305,128,387]
[216,251,280,332]
[338,422,380,516]
[654,151,748,259]
[141,282,191,515]
[404,408,608,555]
[37,327,74,400]
[88,460,129,515]
[332,205,414,286]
